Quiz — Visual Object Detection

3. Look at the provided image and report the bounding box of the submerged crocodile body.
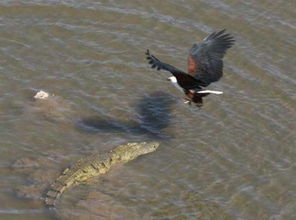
[45,142,159,206]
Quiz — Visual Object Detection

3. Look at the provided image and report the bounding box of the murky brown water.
[0,0,295,219]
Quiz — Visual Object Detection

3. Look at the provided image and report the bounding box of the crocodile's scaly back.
[45,153,112,206]
[45,142,159,206]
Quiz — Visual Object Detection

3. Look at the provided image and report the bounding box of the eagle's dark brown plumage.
[146,29,235,107]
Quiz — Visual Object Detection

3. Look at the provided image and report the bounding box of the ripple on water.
[0,0,295,219]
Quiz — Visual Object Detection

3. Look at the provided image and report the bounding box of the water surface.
[0,0,295,219]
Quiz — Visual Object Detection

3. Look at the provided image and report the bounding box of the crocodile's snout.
[143,141,159,154]
[151,142,160,150]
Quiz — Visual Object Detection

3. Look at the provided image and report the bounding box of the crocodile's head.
[112,142,159,162]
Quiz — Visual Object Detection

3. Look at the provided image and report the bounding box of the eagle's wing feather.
[146,50,186,75]
[188,29,235,87]
[146,50,201,90]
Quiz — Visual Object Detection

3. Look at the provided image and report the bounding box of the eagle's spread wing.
[146,50,201,90]
[188,30,235,87]
[146,49,186,75]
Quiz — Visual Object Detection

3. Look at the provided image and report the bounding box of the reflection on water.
[77,92,175,140]
[136,92,175,134]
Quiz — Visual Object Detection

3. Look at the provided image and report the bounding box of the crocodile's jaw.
[111,142,159,163]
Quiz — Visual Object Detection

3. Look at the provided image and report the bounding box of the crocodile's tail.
[44,176,73,207]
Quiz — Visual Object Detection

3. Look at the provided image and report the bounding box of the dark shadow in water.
[76,92,176,140]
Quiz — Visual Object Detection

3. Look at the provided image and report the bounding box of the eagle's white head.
[167,76,183,92]
[167,76,177,83]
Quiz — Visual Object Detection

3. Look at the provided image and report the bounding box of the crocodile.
[44,141,159,206]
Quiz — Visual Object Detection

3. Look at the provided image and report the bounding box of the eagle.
[146,29,235,107]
